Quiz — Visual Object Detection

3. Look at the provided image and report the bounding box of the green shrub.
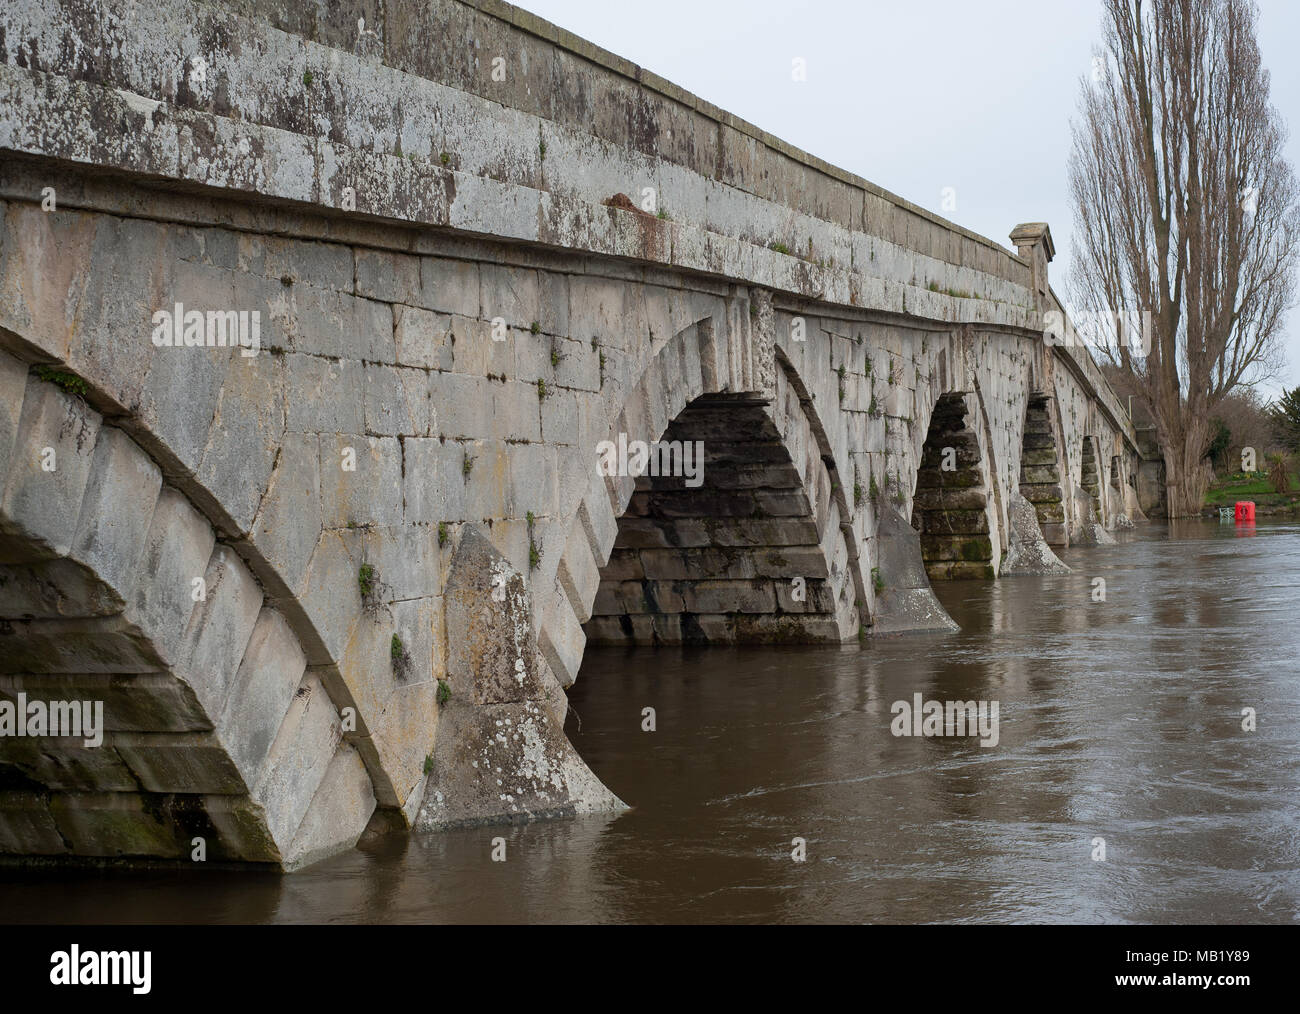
[34,366,88,396]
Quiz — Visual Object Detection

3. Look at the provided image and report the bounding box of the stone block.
[355,248,421,305]
[254,673,342,847]
[69,426,162,601]
[1000,492,1071,576]
[0,205,93,366]
[134,337,228,476]
[870,505,958,635]
[492,380,544,443]
[432,372,493,439]
[419,257,480,318]
[282,744,376,871]
[394,304,454,370]
[0,672,209,732]
[556,516,601,623]
[236,235,353,294]
[2,378,101,558]
[295,530,360,665]
[402,438,466,525]
[341,524,441,603]
[114,732,247,794]
[218,607,307,787]
[0,559,122,618]
[318,435,403,528]
[286,355,364,434]
[0,792,67,854]
[442,527,547,705]
[0,351,28,486]
[367,675,438,817]
[416,696,622,830]
[681,580,776,614]
[130,489,216,666]
[250,432,321,595]
[174,544,264,721]
[0,735,137,792]
[539,587,586,688]
[541,387,580,445]
[48,793,185,859]
[449,315,494,376]
[0,615,164,673]
[506,443,558,521]
[461,443,509,521]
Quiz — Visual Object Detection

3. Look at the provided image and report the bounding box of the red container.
[1235,501,1256,522]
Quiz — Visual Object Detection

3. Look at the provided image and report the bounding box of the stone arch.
[1018,393,1067,546]
[1109,444,1145,523]
[1108,451,1126,519]
[543,315,859,673]
[910,391,995,580]
[0,357,373,869]
[1079,434,1103,522]
[0,200,452,858]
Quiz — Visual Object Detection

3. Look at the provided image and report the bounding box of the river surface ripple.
[2,519,1298,924]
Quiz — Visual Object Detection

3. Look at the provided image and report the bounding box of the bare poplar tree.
[1069,0,1299,517]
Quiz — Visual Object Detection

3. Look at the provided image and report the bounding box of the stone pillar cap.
[1009,223,1055,262]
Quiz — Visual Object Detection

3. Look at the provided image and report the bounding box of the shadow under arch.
[910,391,995,580]
[1018,393,1068,546]
[1080,435,1103,523]
[543,314,861,670]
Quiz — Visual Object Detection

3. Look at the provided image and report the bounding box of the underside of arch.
[585,392,856,645]
[1019,393,1067,546]
[1080,436,1103,521]
[911,392,994,580]
[0,357,373,869]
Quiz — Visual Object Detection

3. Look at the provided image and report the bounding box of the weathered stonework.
[1019,394,1068,546]
[0,0,1154,868]
[417,527,621,828]
[869,505,958,635]
[911,393,995,581]
[0,357,373,868]
[1001,492,1072,576]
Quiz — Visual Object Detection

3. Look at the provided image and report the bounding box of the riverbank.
[1201,469,1300,517]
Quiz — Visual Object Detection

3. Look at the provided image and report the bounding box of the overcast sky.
[519,0,1300,399]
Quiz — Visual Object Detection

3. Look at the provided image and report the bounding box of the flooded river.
[3,519,1298,924]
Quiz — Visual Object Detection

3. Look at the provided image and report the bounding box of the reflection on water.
[2,520,1298,924]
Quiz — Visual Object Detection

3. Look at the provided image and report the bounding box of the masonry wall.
[0,0,1148,867]
[1,0,1049,329]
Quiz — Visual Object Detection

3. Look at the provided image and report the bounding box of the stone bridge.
[0,0,1150,868]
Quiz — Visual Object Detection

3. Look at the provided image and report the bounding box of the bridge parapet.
[2,0,1044,330]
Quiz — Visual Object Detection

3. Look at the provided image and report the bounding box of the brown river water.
[2,519,1298,924]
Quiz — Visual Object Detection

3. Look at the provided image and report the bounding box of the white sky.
[518,0,1300,398]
